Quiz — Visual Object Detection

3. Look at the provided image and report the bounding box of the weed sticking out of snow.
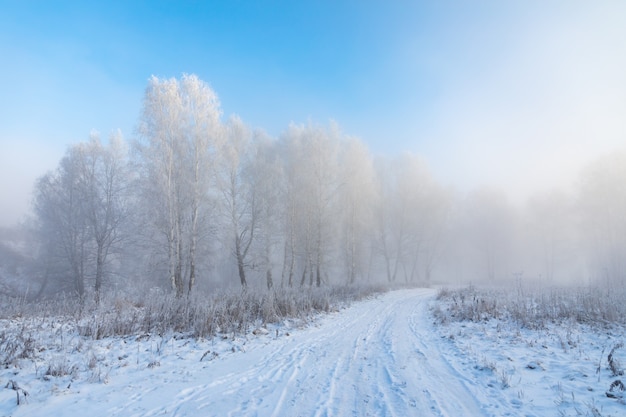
[433,285,626,416]
[4,380,29,406]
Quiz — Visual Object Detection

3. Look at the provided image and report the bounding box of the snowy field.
[1,288,624,416]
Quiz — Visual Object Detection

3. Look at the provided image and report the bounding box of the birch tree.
[281,123,341,287]
[249,131,283,289]
[373,154,449,284]
[33,133,130,301]
[34,150,89,298]
[373,156,408,283]
[338,138,375,284]
[136,74,221,297]
[217,116,257,288]
[75,132,131,303]
[279,133,300,287]
[181,75,222,295]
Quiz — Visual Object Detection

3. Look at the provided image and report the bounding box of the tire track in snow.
[404,294,488,416]
[159,288,491,417]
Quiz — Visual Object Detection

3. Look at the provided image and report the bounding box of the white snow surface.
[1,288,624,416]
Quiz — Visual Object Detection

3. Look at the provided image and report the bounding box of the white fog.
[1,2,626,416]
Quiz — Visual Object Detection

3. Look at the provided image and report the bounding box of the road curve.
[142,288,489,417]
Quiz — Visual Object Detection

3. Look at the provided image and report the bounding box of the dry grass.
[0,284,386,343]
[434,284,626,329]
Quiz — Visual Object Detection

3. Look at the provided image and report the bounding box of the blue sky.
[1,1,626,226]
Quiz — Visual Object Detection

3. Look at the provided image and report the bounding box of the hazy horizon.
[2,1,626,227]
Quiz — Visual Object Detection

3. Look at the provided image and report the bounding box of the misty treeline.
[20,74,448,303]
[2,74,626,303]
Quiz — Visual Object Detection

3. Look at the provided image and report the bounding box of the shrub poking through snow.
[606,379,625,399]
[0,327,38,367]
[607,342,624,377]
[5,380,28,405]
[45,358,78,378]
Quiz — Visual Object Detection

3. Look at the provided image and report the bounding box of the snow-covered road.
[154,288,486,417]
[12,289,493,417]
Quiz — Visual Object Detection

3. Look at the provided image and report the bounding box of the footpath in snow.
[4,288,505,417]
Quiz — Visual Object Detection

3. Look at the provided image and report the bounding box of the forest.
[1,74,626,305]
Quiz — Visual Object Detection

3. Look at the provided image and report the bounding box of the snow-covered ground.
[1,288,624,416]
[434,289,626,417]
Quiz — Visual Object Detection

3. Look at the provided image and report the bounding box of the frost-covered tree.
[33,133,130,301]
[523,189,576,284]
[373,154,449,284]
[248,131,283,289]
[279,134,300,288]
[338,137,376,284]
[136,74,222,297]
[76,132,131,302]
[280,123,341,287]
[216,116,258,288]
[34,149,89,298]
[398,156,450,285]
[458,188,516,282]
[30,72,470,296]
[577,151,626,286]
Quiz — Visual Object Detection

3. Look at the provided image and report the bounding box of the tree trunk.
[316,263,321,287]
[349,233,356,284]
[288,256,294,288]
[287,228,295,287]
[72,235,86,300]
[280,240,288,288]
[35,263,49,300]
[235,236,247,287]
[169,224,177,293]
[300,261,308,287]
[383,251,392,283]
[265,238,273,290]
[73,263,85,300]
[237,255,247,287]
[174,225,184,298]
[188,258,196,296]
[309,258,315,286]
[266,268,273,290]
[95,243,104,304]
[188,199,198,297]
